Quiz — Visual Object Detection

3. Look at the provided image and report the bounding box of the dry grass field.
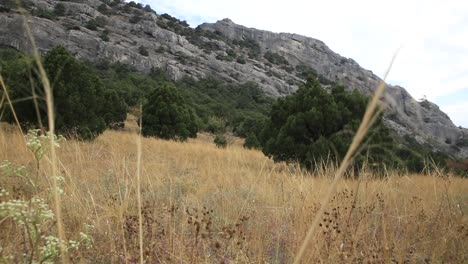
[1,121,467,263]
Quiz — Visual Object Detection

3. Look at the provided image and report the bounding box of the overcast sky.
[143,0,468,127]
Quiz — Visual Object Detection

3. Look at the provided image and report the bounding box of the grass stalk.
[136,104,144,264]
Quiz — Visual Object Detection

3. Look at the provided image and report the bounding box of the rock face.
[1,0,466,157]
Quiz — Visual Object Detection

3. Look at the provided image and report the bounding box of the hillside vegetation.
[0,47,454,174]
[0,2,467,262]
[0,123,467,262]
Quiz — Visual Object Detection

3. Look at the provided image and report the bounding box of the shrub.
[143,4,152,12]
[264,51,289,65]
[94,16,107,27]
[97,3,109,14]
[236,56,246,64]
[110,0,121,6]
[244,133,261,149]
[456,137,468,147]
[127,1,138,8]
[53,3,66,16]
[155,46,166,53]
[100,29,110,41]
[85,19,98,30]
[35,8,56,20]
[0,5,11,12]
[142,83,198,141]
[214,134,227,148]
[232,38,261,59]
[206,116,225,134]
[138,45,149,56]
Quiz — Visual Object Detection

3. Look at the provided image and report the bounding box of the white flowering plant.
[0,131,93,262]
[0,160,35,188]
[25,129,65,174]
[0,192,94,262]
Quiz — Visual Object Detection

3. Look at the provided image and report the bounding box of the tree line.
[0,46,450,174]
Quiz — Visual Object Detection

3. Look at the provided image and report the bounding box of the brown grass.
[1,122,467,263]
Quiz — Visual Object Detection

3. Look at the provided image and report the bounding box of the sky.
[143,0,468,127]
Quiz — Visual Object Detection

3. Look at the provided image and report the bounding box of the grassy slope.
[1,120,467,263]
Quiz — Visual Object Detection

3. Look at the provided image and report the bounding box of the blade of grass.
[136,104,144,264]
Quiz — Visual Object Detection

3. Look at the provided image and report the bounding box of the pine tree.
[260,77,395,170]
[142,83,198,140]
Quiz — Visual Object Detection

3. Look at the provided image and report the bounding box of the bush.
[97,3,109,14]
[214,134,227,148]
[138,46,149,56]
[0,5,11,12]
[35,8,56,20]
[95,16,107,27]
[206,116,225,134]
[142,83,198,141]
[264,51,289,65]
[232,38,261,59]
[236,56,246,64]
[53,3,66,16]
[259,77,394,171]
[155,46,166,53]
[244,133,261,149]
[85,19,98,30]
[143,4,152,12]
[100,29,110,41]
[127,1,138,8]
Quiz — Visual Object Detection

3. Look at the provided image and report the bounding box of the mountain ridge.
[0,0,467,158]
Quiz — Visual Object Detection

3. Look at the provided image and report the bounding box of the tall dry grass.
[1,123,467,263]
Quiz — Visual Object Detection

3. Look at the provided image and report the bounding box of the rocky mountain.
[0,0,467,157]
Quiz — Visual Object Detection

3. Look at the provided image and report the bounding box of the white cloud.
[147,0,468,127]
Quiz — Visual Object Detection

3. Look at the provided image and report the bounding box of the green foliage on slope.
[258,77,448,173]
[0,47,127,139]
[0,46,450,174]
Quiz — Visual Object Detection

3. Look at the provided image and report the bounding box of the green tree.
[97,89,128,129]
[1,46,126,139]
[127,1,138,8]
[260,77,395,171]
[142,83,198,141]
[143,4,152,12]
[0,49,38,125]
[42,46,108,139]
